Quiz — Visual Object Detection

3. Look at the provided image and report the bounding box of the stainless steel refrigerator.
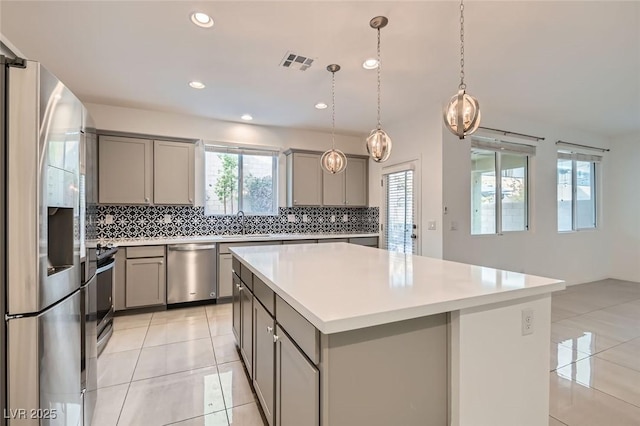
[1,56,96,425]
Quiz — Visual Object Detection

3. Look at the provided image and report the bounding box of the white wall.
[368,104,444,258]
[85,103,368,208]
[442,110,612,285]
[609,134,640,282]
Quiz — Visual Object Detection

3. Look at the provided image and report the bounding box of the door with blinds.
[382,165,418,254]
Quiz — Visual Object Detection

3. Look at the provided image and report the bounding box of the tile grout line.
[205,304,233,426]
[115,317,152,426]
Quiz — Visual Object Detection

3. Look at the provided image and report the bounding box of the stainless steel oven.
[96,246,117,355]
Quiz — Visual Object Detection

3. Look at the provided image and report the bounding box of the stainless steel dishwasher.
[167,243,217,304]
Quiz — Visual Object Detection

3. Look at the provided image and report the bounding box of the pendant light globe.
[366,16,392,163]
[444,0,481,140]
[321,149,348,174]
[321,64,347,174]
[444,89,481,139]
[366,129,392,163]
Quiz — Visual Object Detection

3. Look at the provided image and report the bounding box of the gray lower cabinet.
[240,284,254,378]
[253,300,276,426]
[232,272,241,343]
[125,257,166,308]
[275,325,320,426]
[218,254,233,298]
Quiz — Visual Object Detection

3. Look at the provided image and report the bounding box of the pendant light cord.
[377,27,382,130]
[459,0,466,90]
[331,69,336,149]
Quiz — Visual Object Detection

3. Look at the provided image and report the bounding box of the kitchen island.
[230,243,564,426]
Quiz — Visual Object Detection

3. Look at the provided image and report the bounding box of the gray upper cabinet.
[286,151,322,206]
[286,149,368,208]
[153,140,195,205]
[99,136,152,205]
[345,157,368,206]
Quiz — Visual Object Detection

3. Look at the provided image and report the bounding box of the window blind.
[471,137,536,155]
[557,151,602,163]
[385,170,415,255]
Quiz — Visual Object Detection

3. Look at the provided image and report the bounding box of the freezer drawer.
[167,244,217,304]
[7,290,82,426]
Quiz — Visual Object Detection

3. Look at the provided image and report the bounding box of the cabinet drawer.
[219,241,280,255]
[253,276,275,316]
[317,238,348,243]
[240,263,253,290]
[348,237,379,247]
[232,256,241,277]
[276,295,320,364]
[126,246,165,258]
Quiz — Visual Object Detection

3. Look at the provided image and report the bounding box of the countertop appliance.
[167,243,217,304]
[1,55,92,425]
[96,244,117,355]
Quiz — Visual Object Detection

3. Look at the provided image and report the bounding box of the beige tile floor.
[93,303,264,426]
[94,278,640,426]
[550,279,640,425]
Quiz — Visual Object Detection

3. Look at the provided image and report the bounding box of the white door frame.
[381,158,422,255]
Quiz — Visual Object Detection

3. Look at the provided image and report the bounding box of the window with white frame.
[470,138,533,235]
[557,152,600,231]
[204,145,278,215]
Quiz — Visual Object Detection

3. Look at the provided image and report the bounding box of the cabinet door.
[292,153,322,206]
[254,300,276,426]
[345,157,368,207]
[322,170,345,206]
[275,326,319,426]
[240,286,254,378]
[153,140,195,205]
[218,254,233,298]
[232,272,241,344]
[99,136,152,204]
[125,257,166,308]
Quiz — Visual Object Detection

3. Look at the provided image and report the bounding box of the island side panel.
[320,314,448,426]
[449,294,551,426]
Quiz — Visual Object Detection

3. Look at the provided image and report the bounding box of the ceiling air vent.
[280,52,314,71]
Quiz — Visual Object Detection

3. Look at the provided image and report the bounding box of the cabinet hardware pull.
[145,197,150,203]
[189,198,193,203]
[158,261,163,265]
[238,286,244,291]
[267,326,273,333]
[273,334,279,343]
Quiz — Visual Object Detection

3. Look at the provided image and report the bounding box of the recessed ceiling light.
[190,12,214,28]
[189,81,205,89]
[362,58,379,70]
[241,114,253,121]
[315,102,328,110]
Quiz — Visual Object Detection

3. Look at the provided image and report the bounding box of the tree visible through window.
[205,148,277,215]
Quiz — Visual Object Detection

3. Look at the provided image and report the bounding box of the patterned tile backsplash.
[97,205,379,240]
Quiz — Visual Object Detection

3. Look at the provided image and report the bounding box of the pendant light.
[321,64,347,174]
[443,0,481,139]
[365,16,392,163]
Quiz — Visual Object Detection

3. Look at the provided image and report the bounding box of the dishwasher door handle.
[168,244,217,251]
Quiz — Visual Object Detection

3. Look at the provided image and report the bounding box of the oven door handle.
[96,260,115,274]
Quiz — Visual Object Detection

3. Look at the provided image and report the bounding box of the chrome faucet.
[236,210,246,235]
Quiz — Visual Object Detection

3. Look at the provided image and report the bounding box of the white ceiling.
[1,1,638,138]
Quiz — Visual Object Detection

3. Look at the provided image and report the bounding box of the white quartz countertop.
[94,233,378,247]
[230,243,565,334]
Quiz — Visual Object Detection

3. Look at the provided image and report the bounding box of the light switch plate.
[164,214,172,224]
[302,214,308,222]
[450,221,458,231]
[287,214,296,223]
[330,215,336,223]
[342,214,348,222]
[105,214,114,225]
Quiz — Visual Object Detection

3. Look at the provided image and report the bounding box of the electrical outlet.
[522,309,534,336]
[287,214,296,223]
[164,214,172,224]
[330,215,336,223]
[342,214,348,222]
[105,214,114,225]
[428,221,437,230]
[450,221,458,231]
[302,214,308,223]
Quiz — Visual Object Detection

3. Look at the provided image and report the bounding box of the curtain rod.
[478,126,545,142]
[556,140,610,153]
